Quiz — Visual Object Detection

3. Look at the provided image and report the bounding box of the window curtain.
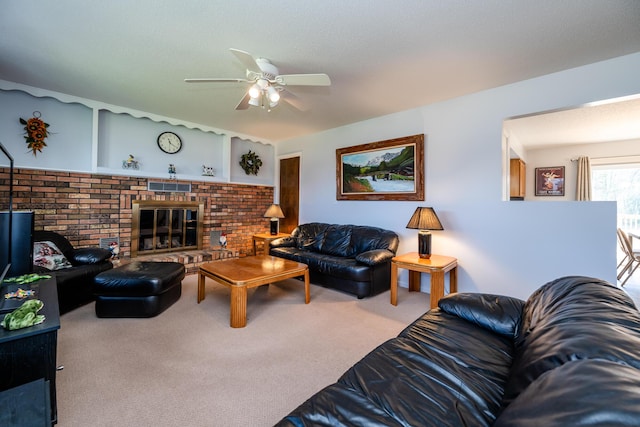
[576,156,592,201]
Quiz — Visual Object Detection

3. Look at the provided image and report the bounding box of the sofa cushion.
[495,359,640,427]
[270,247,373,282]
[278,383,405,427]
[33,241,73,270]
[503,276,640,407]
[70,247,112,265]
[354,249,395,266]
[350,225,400,254]
[438,292,524,339]
[338,310,515,427]
[50,263,110,283]
[320,225,354,257]
[294,223,329,250]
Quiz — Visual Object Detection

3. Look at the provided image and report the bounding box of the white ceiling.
[2,1,640,143]
[505,95,640,149]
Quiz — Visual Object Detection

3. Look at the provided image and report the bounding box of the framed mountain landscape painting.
[336,134,424,201]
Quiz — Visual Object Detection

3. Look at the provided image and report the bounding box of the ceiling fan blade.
[275,73,331,86]
[184,78,249,83]
[235,93,251,110]
[229,48,261,73]
[280,90,310,112]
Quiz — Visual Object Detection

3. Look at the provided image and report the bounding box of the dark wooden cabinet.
[0,277,60,425]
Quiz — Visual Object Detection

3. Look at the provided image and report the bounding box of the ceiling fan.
[185,48,331,111]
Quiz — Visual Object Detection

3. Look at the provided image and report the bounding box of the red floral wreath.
[19,111,50,156]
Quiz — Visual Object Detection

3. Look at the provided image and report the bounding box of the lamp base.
[418,230,432,259]
[269,219,278,235]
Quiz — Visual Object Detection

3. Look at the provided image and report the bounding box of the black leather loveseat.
[276,276,640,426]
[269,223,399,299]
[33,231,113,314]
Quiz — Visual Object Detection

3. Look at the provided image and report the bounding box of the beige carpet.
[56,275,429,426]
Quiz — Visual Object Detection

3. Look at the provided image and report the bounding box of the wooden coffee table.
[197,256,310,328]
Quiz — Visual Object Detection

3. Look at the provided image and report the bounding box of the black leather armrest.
[355,249,394,266]
[438,292,525,339]
[70,247,112,265]
[270,236,297,248]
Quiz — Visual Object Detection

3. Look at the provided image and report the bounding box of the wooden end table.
[252,232,290,255]
[390,252,458,309]
[197,255,309,328]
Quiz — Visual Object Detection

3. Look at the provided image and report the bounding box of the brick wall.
[0,167,274,258]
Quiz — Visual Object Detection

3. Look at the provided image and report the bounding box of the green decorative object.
[1,299,45,330]
[239,150,262,175]
[3,273,51,285]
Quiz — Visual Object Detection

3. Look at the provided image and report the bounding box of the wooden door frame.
[276,152,301,233]
[275,152,302,203]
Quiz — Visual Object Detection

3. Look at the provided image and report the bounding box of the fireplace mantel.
[131,200,204,257]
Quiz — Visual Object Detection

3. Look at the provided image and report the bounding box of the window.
[592,162,640,231]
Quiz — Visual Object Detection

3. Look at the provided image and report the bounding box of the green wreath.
[239,150,262,175]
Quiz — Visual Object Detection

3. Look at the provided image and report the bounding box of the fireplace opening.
[131,200,204,257]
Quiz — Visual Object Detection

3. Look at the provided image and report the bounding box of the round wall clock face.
[157,132,182,154]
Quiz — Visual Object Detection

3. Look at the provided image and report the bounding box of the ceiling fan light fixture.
[185,49,330,113]
[249,84,261,99]
[267,86,280,103]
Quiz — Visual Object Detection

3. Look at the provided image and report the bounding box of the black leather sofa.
[276,276,640,426]
[33,231,113,314]
[269,223,399,298]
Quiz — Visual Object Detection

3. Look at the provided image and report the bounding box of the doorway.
[279,156,300,233]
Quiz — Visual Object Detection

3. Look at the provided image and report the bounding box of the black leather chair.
[32,231,113,314]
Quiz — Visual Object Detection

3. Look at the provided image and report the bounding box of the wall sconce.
[264,204,285,235]
[406,207,443,259]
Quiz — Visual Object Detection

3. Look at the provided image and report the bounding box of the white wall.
[526,138,640,201]
[0,90,93,171]
[275,52,640,300]
[0,88,276,186]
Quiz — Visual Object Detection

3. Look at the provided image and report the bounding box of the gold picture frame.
[336,134,424,201]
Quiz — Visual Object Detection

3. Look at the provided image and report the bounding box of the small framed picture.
[535,166,565,196]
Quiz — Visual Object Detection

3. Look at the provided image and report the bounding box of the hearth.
[131,200,204,257]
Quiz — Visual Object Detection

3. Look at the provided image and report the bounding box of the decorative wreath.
[239,150,262,175]
[19,111,50,156]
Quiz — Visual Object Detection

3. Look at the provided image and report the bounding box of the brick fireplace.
[0,167,275,259]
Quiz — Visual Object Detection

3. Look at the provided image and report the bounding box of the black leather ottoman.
[94,261,185,318]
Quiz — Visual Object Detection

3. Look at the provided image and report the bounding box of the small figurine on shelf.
[122,154,140,170]
[202,165,216,176]
[219,232,227,249]
[168,164,177,179]
[108,241,120,259]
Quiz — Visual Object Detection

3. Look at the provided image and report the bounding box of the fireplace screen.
[132,200,203,257]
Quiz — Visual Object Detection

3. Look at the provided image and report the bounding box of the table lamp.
[406,207,443,259]
[264,204,285,235]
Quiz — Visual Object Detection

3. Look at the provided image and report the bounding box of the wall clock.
[157,132,182,154]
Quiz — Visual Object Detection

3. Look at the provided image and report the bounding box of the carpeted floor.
[55,275,430,426]
[55,272,640,426]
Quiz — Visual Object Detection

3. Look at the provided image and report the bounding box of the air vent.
[148,182,191,193]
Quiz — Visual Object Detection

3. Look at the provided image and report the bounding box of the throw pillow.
[33,241,73,271]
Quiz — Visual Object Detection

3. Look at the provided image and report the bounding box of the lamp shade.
[264,204,285,219]
[406,207,443,230]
